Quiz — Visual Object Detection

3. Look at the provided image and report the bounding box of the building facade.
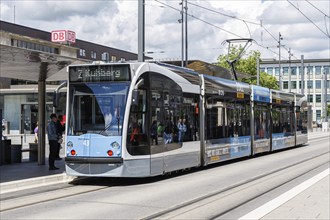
[0,20,140,134]
[260,59,330,124]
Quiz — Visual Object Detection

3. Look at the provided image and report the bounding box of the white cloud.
[0,0,329,62]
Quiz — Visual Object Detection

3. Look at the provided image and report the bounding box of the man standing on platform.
[47,114,60,170]
[55,115,64,160]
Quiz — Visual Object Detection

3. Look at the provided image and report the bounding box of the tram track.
[1,135,328,214]
[142,151,329,220]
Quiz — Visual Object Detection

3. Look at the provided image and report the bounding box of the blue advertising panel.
[252,85,271,103]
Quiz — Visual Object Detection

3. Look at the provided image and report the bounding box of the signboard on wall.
[51,30,76,44]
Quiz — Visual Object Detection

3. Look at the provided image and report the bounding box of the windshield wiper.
[98,117,121,136]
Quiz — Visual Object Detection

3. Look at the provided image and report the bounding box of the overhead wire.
[287,0,330,38]
[187,1,260,26]
[154,0,311,65]
[154,0,245,38]
[305,0,330,18]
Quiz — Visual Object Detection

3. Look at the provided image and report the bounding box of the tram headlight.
[107,150,114,156]
[67,141,73,148]
[111,141,120,148]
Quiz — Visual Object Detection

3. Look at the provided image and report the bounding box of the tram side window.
[272,106,294,135]
[205,98,250,139]
[296,104,308,134]
[254,104,270,140]
[127,90,149,155]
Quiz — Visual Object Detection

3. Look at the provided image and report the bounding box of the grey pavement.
[262,173,329,220]
[1,134,67,184]
[0,131,329,220]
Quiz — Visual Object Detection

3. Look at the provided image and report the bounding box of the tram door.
[150,90,165,175]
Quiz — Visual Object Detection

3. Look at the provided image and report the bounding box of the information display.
[69,65,130,82]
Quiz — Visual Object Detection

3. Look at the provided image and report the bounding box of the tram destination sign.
[69,65,130,82]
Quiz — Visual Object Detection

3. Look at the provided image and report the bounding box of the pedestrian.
[47,114,60,170]
[34,122,38,143]
[55,115,64,160]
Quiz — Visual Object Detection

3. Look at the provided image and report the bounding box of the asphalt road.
[1,133,329,220]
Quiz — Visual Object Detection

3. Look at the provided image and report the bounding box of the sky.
[0,0,329,63]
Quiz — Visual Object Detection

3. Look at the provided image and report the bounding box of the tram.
[63,61,308,177]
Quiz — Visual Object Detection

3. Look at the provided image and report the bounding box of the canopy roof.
[0,44,88,82]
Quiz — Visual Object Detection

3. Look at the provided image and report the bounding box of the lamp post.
[324,70,328,122]
[138,0,145,62]
[278,32,283,90]
[179,1,184,67]
[288,48,292,93]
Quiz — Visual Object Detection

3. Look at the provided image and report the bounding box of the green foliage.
[217,45,279,90]
[328,104,330,117]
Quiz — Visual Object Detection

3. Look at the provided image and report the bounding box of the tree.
[217,46,279,90]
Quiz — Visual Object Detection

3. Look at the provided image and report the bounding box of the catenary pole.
[288,48,292,93]
[138,0,145,62]
[278,33,283,90]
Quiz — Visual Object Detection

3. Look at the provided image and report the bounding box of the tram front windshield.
[68,82,129,136]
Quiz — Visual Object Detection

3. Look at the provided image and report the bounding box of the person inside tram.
[150,120,158,145]
[164,117,173,144]
[258,115,265,139]
[228,122,234,137]
[130,122,140,146]
[177,118,187,143]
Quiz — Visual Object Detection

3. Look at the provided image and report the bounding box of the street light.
[278,32,283,90]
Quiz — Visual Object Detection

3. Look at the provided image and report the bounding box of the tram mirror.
[53,91,61,108]
[132,90,139,106]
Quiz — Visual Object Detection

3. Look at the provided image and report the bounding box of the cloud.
[0,0,329,63]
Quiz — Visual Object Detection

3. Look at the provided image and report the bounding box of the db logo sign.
[51,30,76,44]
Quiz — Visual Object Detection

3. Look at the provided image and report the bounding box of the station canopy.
[0,44,88,82]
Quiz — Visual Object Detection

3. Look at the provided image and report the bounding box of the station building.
[0,20,139,134]
[260,59,330,124]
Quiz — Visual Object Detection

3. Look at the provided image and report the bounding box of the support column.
[38,62,48,165]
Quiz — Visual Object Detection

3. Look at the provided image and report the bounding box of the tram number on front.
[237,92,244,99]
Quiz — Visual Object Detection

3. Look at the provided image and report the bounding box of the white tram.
[63,62,308,177]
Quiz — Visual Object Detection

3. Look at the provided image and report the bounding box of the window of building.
[324,66,329,75]
[291,67,297,75]
[291,81,297,89]
[283,67,288,76]
[307,94,313,103]
[111,56,117,61]
[260,67,265,73]
[307,80,313,89]
[315,94,321,103]
[267,67,273,75]
[307,66,313,75]
[316,110,321,121]
[79,49,86,57]
[102,52,109,61]
[283,81,288,89]
[120,58,126,61]
[315,80,321,89]
[11,38,59,54]
[275,67,280,76]
[315,66,321,75]
[91,51,97,59]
